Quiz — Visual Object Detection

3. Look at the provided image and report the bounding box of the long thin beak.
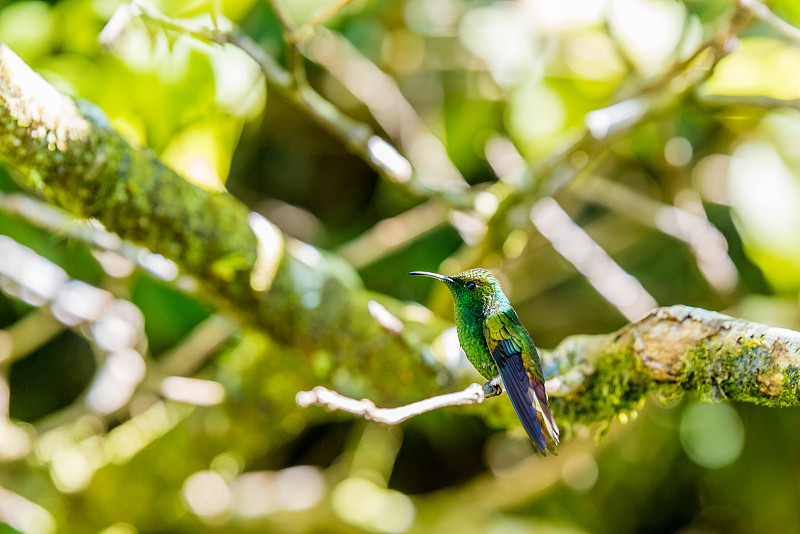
[407,271,453,283]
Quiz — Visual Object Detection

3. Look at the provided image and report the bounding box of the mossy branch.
[546,304,800,424]
[300,305,800,427]
[0,43,447,401]
[0,44,257,301]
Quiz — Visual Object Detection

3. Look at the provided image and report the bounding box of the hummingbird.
[409,268,559,455]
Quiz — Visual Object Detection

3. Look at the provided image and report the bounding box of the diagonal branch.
[569,176,739,295]
[0,43,450,403]
[300,27,470,196]
[102,1,463,198]
[739,0,800,43]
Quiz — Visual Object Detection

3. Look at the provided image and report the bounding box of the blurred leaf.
[130,276,212,355]
[0,1,55,60]
[704,37,800,100]
[772,0,800,28]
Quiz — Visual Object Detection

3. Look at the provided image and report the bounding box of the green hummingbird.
[409,268,559,455]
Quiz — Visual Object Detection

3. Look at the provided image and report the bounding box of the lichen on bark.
[546,305,800,425]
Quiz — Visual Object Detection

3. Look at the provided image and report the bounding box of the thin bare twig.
[739,0,800,43]
[295,0,356,41]
[266,0,305,81]
[296,383,486,424]
[271,0,357,44]
[266,0,295,34]
[301,27,470,196]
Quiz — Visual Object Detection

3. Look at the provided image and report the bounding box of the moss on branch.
[546,305,800,425]
[0,44,257,302]
[0,43,446,402]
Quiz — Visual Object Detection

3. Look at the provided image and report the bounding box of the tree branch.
[298,305,800,427]
[739,0,800,43]
[101,2,464,198]
[0,43,452,404]
[547,305,800,423]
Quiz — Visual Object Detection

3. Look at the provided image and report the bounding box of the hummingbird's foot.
[483,378,503,398]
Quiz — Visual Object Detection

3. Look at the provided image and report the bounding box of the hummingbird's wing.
[483,311,559,455]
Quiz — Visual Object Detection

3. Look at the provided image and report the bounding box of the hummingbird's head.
[408,268,509,316]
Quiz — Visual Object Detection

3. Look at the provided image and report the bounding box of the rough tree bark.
[545,305,800,423]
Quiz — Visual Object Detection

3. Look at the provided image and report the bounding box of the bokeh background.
[2,0,800,532]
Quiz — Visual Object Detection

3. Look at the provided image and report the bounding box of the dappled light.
[2,0,800,532]
[680,401,745,469]
[332,477,415,533]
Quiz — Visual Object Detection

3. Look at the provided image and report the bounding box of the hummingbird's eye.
[465,281,477,291]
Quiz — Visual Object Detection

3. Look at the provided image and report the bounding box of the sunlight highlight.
[332,477,415,533]
[562,453,599,492]
[531,198,657,320]
[86,350,147,414]
[249,212,284,292]
[0,486,56,534]
[160,377,225,406]
[229,466,325,518]
[680,402,744,469]
[183,470,231,519]
[368,136,413,183]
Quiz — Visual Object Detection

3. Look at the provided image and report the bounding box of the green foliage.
[4,0,800,533]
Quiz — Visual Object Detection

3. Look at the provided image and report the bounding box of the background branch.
[0,42,454,405]
[103,2,461,198]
